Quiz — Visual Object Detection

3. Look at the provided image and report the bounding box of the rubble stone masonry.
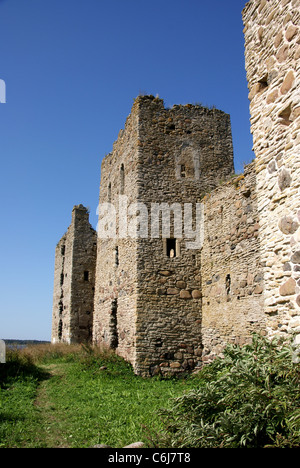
[201,162,265,363]
[243,0,300,343]
[93,95,235,376]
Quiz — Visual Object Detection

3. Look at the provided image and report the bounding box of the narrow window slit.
[166,238,176,258]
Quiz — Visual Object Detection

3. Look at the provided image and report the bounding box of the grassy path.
[33,363,71,448]
[0,347,194,448]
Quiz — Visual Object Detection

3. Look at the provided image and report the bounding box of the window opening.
[166,238,176,257]
[120,164,125,194]
[110,299,118,349]
[226,274,231,295]
[115,246,119,266]
[84,271,89,281]
[180,164,186,178]
[58,320,63,341]
[108,182,111,202]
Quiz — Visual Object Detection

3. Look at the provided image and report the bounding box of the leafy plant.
[155,334,300,448]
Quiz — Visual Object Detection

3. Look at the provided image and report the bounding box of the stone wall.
[93,100,140,364]
[134,96,234,376]
[201,162,265,362]
[52,205,97,344]
[243,0,300,343]
[94,95,235,376]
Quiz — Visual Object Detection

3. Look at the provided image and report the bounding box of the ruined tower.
[52,205,97,344]
[93,95,234,376]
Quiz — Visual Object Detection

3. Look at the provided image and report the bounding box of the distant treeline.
[3,339,51,346]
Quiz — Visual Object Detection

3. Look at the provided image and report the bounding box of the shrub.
[156,334,300,448]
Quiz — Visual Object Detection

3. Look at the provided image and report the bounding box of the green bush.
[156,334,300,448]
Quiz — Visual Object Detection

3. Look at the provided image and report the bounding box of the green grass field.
[0,344,193,448]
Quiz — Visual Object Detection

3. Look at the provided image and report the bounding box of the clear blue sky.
[0,0,252,341]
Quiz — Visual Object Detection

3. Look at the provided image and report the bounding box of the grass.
[0,344,194,448]
[1,335,299,448]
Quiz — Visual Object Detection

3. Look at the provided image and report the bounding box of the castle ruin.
[52,0,300,376]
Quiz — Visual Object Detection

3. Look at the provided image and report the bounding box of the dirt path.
[34,363,70,448]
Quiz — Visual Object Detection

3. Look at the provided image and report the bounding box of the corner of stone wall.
[243,0,300,356]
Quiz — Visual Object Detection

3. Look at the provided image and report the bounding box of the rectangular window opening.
[166,238,177,257]
[115,246,119,266]
[110,299,118,349]
[84,271,89,281]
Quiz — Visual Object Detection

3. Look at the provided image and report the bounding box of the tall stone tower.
[93,95,234,376]
[243,0,300,340]
[52,205,97,344]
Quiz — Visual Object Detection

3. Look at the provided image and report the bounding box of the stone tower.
[93,95,234,376]
[242,0,300,340]
[52,205,97,344]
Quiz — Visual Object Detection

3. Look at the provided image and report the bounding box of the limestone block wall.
[201,162,265,362]
[243,0,300,342]
[52,205,97,344]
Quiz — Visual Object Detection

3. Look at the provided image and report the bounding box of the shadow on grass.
[0,350,51,388]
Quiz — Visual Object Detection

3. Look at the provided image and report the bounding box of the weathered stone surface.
[179,290,192,299]
[167,288,179,295]
[170,361,181,368]
[242,0,300,342]
[278,168,292,191]
[276,43,289,62]
[280,71,295,95]
[254,284,263,295]
[291,251,300,264]
[266,89,278,104]
[159,270,172,276]
[285,24,298,41]
[279,278,296,296]
[192,289,202,299]
[123,442,145,448]
[278,216,299,235]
